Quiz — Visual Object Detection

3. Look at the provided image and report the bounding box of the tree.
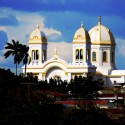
[17,44,30,76]
[4,40,30,76]
[4,40,20,75]
[67,73,104,99]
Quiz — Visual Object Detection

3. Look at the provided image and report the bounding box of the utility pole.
[113,83,121,109]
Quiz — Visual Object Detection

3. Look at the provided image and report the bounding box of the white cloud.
[43,28,61,36]
[47,42,72,62]
[0,56,4,62]
[116,38,125,57]
[0,50,5,63]
[0,26,6,31]
[0,9,66,75]
[0,42,73,74]
[0,8,62,45]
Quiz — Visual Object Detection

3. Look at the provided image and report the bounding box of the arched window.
[32,50,35,60]
[76,49,79,59]
[103,51,107,62]
[92,52,96,61]
[42,50,46,61]
[80,49,83,59]
[87,49,90,61]
[36,50,39,60]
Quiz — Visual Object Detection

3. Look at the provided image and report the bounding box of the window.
[76,49,79,59]
[92,52,96,61]
[103,51,107,62]
[36,50,39,60]
[32,50,39,61]
[42,50,46,61]
[87,49,90,61]
[32,50,35,60]
[80,49,83,59]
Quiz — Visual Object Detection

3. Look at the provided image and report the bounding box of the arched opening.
[76,49,79,60]
[75,49,83,62]
[42,50,46,61]
[36,50,39,60]
[87,49,90,61]
[80,49,83,60]
[103,51,107,62]
[92,52,96,61]
[46,67,66,83]
[32,50,35,60]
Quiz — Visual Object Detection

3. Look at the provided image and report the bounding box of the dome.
[89,18,115,45]
[29,26,47,44]
[73,24,90,44]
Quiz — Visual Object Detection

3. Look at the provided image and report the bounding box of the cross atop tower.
[98,16,101,25]
[54,48,57,56]
[37,23,40,29]
[54,47,58,60]
[81,21,84,27]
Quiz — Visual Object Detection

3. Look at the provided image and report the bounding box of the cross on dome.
[54,47,57,55]
[81,21,84,27]
[37,24,40,29]
[54,47,58,60]
[98,16,101,25]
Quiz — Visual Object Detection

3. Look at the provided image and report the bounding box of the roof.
[89,19,115,46]
[54,100,107,105]
[29,26,47,44]
[73,25,90,44]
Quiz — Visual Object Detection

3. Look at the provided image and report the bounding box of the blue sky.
[0,0,125,74]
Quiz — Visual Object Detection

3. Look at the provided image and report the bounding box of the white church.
[22,17,125,87]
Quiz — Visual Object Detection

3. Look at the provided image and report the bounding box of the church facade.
[22,17,125,87]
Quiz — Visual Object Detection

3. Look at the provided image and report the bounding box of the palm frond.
[4,50,13,58]
[4,39,30,75]
[12,39,16,46]
[5,42,14,49]
[14,54,18,64]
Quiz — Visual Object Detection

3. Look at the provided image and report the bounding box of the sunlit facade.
[22,17,125,87]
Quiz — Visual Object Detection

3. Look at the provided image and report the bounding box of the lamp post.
[113,82,121,109]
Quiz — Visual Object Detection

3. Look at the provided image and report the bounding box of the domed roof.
[73,23,90,44]
[29,25,47,44]
[89,17,115,45]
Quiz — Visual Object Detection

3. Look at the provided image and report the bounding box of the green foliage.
[46,73,104,99]
[4,39,30,75]
[0,68,18,85]
[0,68,124,125]
[4,40,20,64]
[63,108,115,125]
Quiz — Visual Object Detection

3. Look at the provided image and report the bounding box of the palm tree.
[4,40,20,75]
[4,40,30,76]
[17,44,31,76]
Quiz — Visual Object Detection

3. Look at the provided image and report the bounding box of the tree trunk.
[25,64,27,77]
[16,62,17,76]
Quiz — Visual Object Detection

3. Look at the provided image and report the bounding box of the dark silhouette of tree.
[66,73,104,99]
[4,40,20,75]
[4,40,30,76]
[0,68,123,125]
[63,108,115,125]
[17,44,30,76]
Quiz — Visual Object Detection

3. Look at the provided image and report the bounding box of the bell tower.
[72,23,91,65]
[89,17,116,75]
[28,25,47,65]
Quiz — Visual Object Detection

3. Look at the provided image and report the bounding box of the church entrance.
[46,67,67,82]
